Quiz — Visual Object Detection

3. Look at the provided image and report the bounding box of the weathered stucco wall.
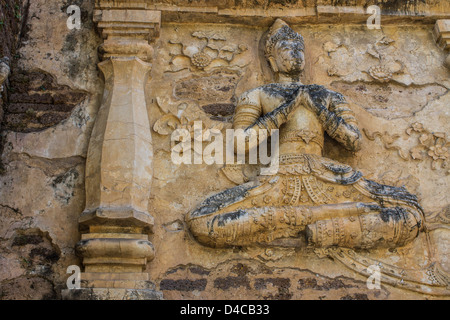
[0,0,449,299]
[0,0,101,299]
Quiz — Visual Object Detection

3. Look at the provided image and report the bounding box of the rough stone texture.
[0,0,26,134]
[4,69,88,132]
[0,0,449,300]
[0,0,101,299]
[159,259,390,300]
[0,0,26,60]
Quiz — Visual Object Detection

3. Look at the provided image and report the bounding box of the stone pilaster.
[62,7,162,300]
[433,20,450,68]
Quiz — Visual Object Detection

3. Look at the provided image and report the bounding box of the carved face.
[272,39,305,76]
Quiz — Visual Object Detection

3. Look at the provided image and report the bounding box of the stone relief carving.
[322,30,448,123]
[314,247,449,296]
[153,97,225,151]
[185,20,426,253]
[331,81,447,120]
[367,64,394,83]
[221,163,258,185]
[1,0,448,302]
[325,36,405,83]
[427,205,450,231]
[167,30,248,73]
[363,122,449,171]
[365,36,405,83]
[173,70,241,107]
[163,29,252,130]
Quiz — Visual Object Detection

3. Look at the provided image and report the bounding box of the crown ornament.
[265,19,305,58]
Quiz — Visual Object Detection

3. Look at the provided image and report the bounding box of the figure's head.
[265,19,305,78]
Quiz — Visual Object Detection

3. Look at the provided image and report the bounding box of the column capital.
[93,8,161,61]
[433,20,450,69]
[434,19,450,51]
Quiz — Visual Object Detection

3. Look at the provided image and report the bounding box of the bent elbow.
[344,130,362,152]
[352,136,362,152]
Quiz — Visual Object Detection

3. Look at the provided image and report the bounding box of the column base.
[62,288,163,300]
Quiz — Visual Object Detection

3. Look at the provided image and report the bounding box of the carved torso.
[234,83,358,156]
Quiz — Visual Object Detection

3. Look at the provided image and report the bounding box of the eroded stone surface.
[331,81,448,119]
[0,0,449,300]
[159,259,390,300]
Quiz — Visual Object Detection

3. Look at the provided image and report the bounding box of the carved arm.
[232,90,265,153]
[304,88,362,152]
[233,88,299,154]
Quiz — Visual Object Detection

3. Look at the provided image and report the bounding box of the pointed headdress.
[265,19,304,58]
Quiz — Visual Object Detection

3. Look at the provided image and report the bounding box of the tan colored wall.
[0,0,449,299]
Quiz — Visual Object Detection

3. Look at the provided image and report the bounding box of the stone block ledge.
[93,0,450,26]
[79,207,155,234]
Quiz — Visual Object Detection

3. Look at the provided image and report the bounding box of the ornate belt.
[279,129,323,149]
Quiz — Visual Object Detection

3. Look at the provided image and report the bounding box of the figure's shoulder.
[304,84,330,96]
[237,83,290,106]
[236,86,263,106]
[304,84,347,105]
[240,85,265,96]
[240,83,300,96]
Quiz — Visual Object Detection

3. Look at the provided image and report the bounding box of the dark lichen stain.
[62,32,78,53]
[230,263,250,277]
[189,183,257,219]
[59,1,95,80]
[51,168,80,204]
[164,265,185,275]
[268,0,301,5]
[202,103,235,116]
[4,69,87,132]
[298,277,355,291]
[340,293,369,300]
[160,279,207,292]
[52,169,79,187]
[218,86,232,92]
[189,266,211,276]
[29,247,60,263]
[380,207,403,223]
[255,278,292,300]
[214,276,251,290]
[363,179,415,200]
[12,234,43,246]
[213,210,247,227]
[254,278,290,290]
[261,83,301,102]
[163,265,210,276]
